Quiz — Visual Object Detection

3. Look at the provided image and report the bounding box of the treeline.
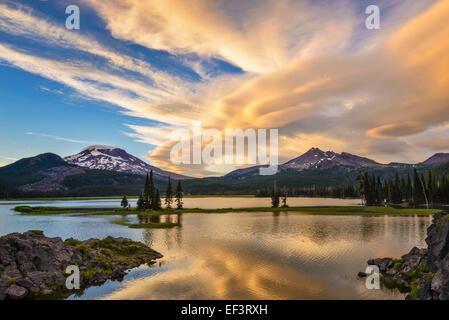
[255,184,360,198]
[358,168,449,206]
[135,170,184,210]
[0,184,24,198]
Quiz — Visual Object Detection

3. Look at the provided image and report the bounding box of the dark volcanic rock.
[0,230,162,300]
[361,212,449,300]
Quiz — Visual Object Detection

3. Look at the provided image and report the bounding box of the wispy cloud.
[1,0,448,176]
[39,85,63,95]
[26,132,91,144]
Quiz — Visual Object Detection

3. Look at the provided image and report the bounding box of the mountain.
[419,153,449,166]
[224,148,449,180]
[0,153,70,187]
[64,145,190,180]
[0,153,157,196]
[282,147,382,170]
[225,147,384,179]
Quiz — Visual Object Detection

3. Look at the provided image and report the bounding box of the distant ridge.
[225,147,449,178]
[1,147,448,196]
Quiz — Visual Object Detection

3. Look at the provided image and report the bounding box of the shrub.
[64,238,81,246]
[409,280,421,299]
[29,230,44,236]
[393,262,403,271]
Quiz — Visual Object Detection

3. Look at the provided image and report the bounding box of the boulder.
[5,285,28,300]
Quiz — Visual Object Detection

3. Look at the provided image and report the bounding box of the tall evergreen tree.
[142,173,151,209]
[153,188,162,210]
[148,170,155,209]
[406,173,412,203]
[413,168,424,205]
[356,172,365,205]
[427,170,437,205]
[137,194,144,210]
[165,177,173,208]
[121,196,129,208]
[392,172,401,204]
[281,187,288,208]
[271,180,280,208]
[376,177,383,205]
[175,180,184,209]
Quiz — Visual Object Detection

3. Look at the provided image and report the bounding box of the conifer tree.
[175,180,184,209]
[148,170,155,209]
[281,187,288,207]
[406,173,412,203]
[413,168,423,205]
[271,180,280,208]
[165,177,173,209]
[153,188,162,210]
[143,173,151,209]
[121,196,128,208]
[392,172,401,204]
[137,194,144,210]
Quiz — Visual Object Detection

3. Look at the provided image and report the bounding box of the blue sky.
[0,0,242,165]
[0,0,447,176]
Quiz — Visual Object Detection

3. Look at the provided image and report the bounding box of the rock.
[368,258,394,272]
[386,268,398,276]
[0,231,162,300]
[5,285,28,300]
[360,212,449,300]
[401,247,425,272]
[16,278,39,291]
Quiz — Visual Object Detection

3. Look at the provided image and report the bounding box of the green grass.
[14,205,442,216]
[14,206,74,214]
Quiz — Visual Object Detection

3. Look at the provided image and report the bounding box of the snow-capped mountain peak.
[64,145,190,180]
[282,148,382,170]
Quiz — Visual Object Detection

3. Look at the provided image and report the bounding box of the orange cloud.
[366,122,425,139]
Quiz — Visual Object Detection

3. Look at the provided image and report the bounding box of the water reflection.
[137,213,182,225]
[0,200,433,300]
[99,213,432,300]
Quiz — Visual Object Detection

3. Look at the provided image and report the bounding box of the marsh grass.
[14,205,441,217]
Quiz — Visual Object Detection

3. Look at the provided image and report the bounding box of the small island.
[0,231,162,300]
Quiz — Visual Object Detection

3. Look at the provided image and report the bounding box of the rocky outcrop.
[361,212,449,299]
[0,231,162,300]
[18,166,85,192]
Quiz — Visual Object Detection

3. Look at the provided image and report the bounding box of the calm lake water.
[0,197,432,300]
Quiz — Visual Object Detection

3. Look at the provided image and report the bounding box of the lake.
[0,197,432,299]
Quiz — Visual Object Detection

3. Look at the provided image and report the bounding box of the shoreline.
[13,205,442,217]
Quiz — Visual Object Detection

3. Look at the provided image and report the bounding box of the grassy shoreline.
[14,205,442,216]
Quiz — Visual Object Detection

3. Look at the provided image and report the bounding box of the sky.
[0,0,448,176]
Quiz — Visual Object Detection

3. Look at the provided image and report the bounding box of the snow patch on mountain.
[64,145,190,180]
